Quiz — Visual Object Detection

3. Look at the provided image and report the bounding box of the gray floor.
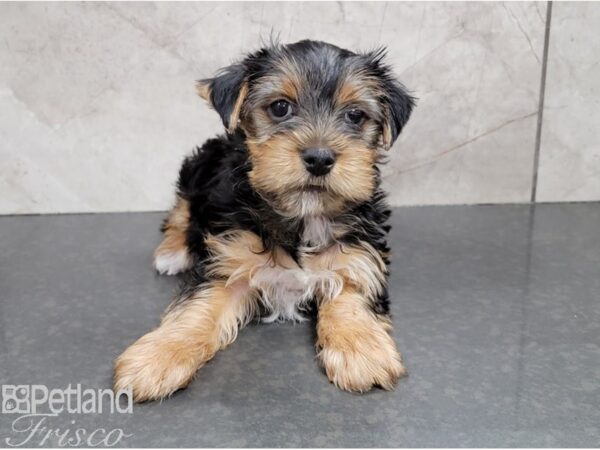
[1,204,599,447]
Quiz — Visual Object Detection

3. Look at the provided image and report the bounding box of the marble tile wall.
[536,2,600,203]
[0,2,596,214]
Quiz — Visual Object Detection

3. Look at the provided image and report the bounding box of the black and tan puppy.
[114,40,414,402]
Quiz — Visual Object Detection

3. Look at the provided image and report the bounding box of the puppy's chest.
[249,216,341,322]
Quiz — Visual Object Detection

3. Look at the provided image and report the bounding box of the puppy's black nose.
[302,148,335,177]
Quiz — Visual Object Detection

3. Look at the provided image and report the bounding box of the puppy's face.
[198,41,414,218]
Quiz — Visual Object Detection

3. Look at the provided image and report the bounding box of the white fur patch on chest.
[248,251,342,323]
[249,266,315,322]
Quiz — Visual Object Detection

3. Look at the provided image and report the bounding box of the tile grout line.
[530,1,553,203]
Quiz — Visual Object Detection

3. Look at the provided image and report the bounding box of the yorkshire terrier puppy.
[114,40,414,402]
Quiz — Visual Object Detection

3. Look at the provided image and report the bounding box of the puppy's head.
[198,40,415,217]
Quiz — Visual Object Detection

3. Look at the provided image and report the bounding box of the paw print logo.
[2,385,30,414]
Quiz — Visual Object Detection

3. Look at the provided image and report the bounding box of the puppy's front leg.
[114,280,256,402]
[316,287,405,393]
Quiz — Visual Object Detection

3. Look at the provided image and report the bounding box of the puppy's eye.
[345,108,366,125]
[269,100,293,121]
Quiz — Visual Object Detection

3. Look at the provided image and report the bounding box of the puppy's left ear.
[381,79,415,150]
[365,49,416,150]
[196,63,248,134]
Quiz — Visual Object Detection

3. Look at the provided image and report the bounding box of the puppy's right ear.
[196,63,248,133]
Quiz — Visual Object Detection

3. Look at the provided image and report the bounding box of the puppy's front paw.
[114,330,200,402]
[317,327,406,393]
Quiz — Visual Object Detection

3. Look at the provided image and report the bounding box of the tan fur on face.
[335,76,381,110]
[246,134,307,200]
[328,137,378,203]
[114,279,257,402]
[246,131,377,217]
[335,73,393,152]
[316,288,405,392]
[244,69,302,116]
[241,59,387,217]
[246,132,344,217]
[279,75,301,103]
[153,197,193,275]
[272,57,305,101]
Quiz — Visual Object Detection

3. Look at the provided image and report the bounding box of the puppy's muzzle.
[302,148,336,177]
